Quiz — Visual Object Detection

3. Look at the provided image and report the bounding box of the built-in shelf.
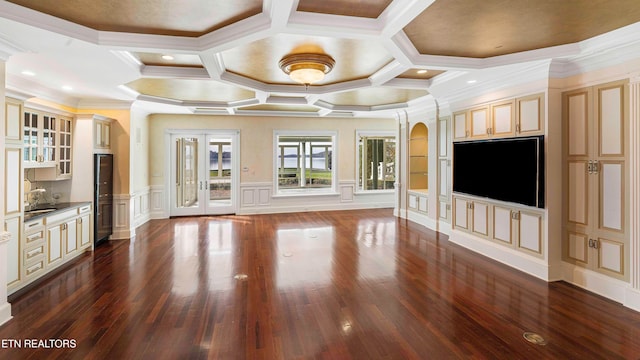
[409,122,428,190]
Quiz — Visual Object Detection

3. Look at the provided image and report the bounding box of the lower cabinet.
[453,194,544,257]
[408,190,428,215]
[15,204,92,294]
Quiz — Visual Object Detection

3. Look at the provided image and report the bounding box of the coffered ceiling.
[1,0,640,117]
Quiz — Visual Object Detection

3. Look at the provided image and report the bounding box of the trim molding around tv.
[452,135,545,209]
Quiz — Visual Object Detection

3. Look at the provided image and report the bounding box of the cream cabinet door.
[47,226,63,266]
[64,219,78,256]
[563,81,628,280]
[492,206,513,245]
[491,101,514,137]
[470,108,489,139]
[517,94,544,135]
[454,197,469,230]
[518,212,542,254]
[5,99,22,141]
[453,111,468,141]
[78,214,91,248]
[5,216,21,287]
[471,201,488,237]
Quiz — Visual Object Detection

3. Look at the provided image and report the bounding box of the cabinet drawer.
[25,218,44,231]
[45,209,77,225]
[24,244,45,262]
[25,230,45,245]
[78,204,91,214]
[25,259,46,278]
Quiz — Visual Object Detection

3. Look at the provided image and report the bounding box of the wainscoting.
[113,182,395,240]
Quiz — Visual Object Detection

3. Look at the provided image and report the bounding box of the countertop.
[24,202,91,222]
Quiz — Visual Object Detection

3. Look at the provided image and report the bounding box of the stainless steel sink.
[25,208,57,215]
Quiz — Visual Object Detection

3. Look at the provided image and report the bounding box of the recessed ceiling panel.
[320,88,428,107]
[126,79,255,102]
[397,69,445,80]
[6,0,263,36]
[222,34,393,85]
[135,53,204,68]
[297,0,392,18]
[404,0,640,58]
[239,104,319,112]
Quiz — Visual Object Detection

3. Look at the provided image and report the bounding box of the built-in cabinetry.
[438,116,451,222]
[453,93,544,141]
[453,194,544,256]
[32,112,73,180]
[92,116,112,152]
[408,122,428,216]
[562,80,629,280]
[17,204,92,294]
[4,97,24,293]
[409,123,428,190]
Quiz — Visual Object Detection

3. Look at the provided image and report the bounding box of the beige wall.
[148,114,396,186]
[80,108,131,195]
[130,106,150,194]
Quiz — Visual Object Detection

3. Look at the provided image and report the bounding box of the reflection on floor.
[2,209,640,359]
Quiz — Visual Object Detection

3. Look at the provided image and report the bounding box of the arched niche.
[409,122,428,190]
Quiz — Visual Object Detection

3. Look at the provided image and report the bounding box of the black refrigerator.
[94,154,113,246]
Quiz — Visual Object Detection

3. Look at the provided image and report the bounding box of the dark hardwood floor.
[1,209,640,359]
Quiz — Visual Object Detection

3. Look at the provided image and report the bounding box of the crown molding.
[76,99,133,110]
[140,65,209,79]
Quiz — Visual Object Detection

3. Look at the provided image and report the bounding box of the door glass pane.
[175,137,199,209]
[208,139,232,205]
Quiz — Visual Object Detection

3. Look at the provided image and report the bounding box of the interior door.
[170,132,238,216]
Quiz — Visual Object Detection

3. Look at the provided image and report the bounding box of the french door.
[170,131,239,216]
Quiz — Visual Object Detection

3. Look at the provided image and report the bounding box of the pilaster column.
[630,74,640,291]
[0,232,11,326]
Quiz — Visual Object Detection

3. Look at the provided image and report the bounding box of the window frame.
[273,130,338,196]
[355,130,396,193]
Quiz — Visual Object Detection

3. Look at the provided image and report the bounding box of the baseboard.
[625,287,640,312]
[407,210,437,231]
[0,302,12,327]
[562,263,629,304]
[449,229,553,281]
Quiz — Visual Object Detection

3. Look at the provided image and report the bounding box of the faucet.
[25,188,46,210]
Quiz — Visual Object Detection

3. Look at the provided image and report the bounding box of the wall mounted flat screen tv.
[452,135,545,208]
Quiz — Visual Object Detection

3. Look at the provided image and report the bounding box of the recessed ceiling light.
[62,85,73,91]
[161,55,174,60]
[467,80,477,84]
[21,70,36,76]
[417,70,428,74]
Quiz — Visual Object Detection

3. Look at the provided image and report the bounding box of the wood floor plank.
[1,209,640,359]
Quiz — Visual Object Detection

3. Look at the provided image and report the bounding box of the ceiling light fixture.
[417,69,428,74]
[279,53,335,86]
[21,70,36,76]
[161,55,174,60]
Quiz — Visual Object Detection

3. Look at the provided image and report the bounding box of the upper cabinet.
[23,109,56,168]
[516,94,544,135]
[453,93,544,141]
[94,117,112,152]
[76,114,113,153]
[5,97,23,142]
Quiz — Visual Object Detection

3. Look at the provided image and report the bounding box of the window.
[357,132,396,192]
[275,132,336,194]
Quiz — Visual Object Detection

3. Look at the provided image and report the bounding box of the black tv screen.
[452,136,545,208]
